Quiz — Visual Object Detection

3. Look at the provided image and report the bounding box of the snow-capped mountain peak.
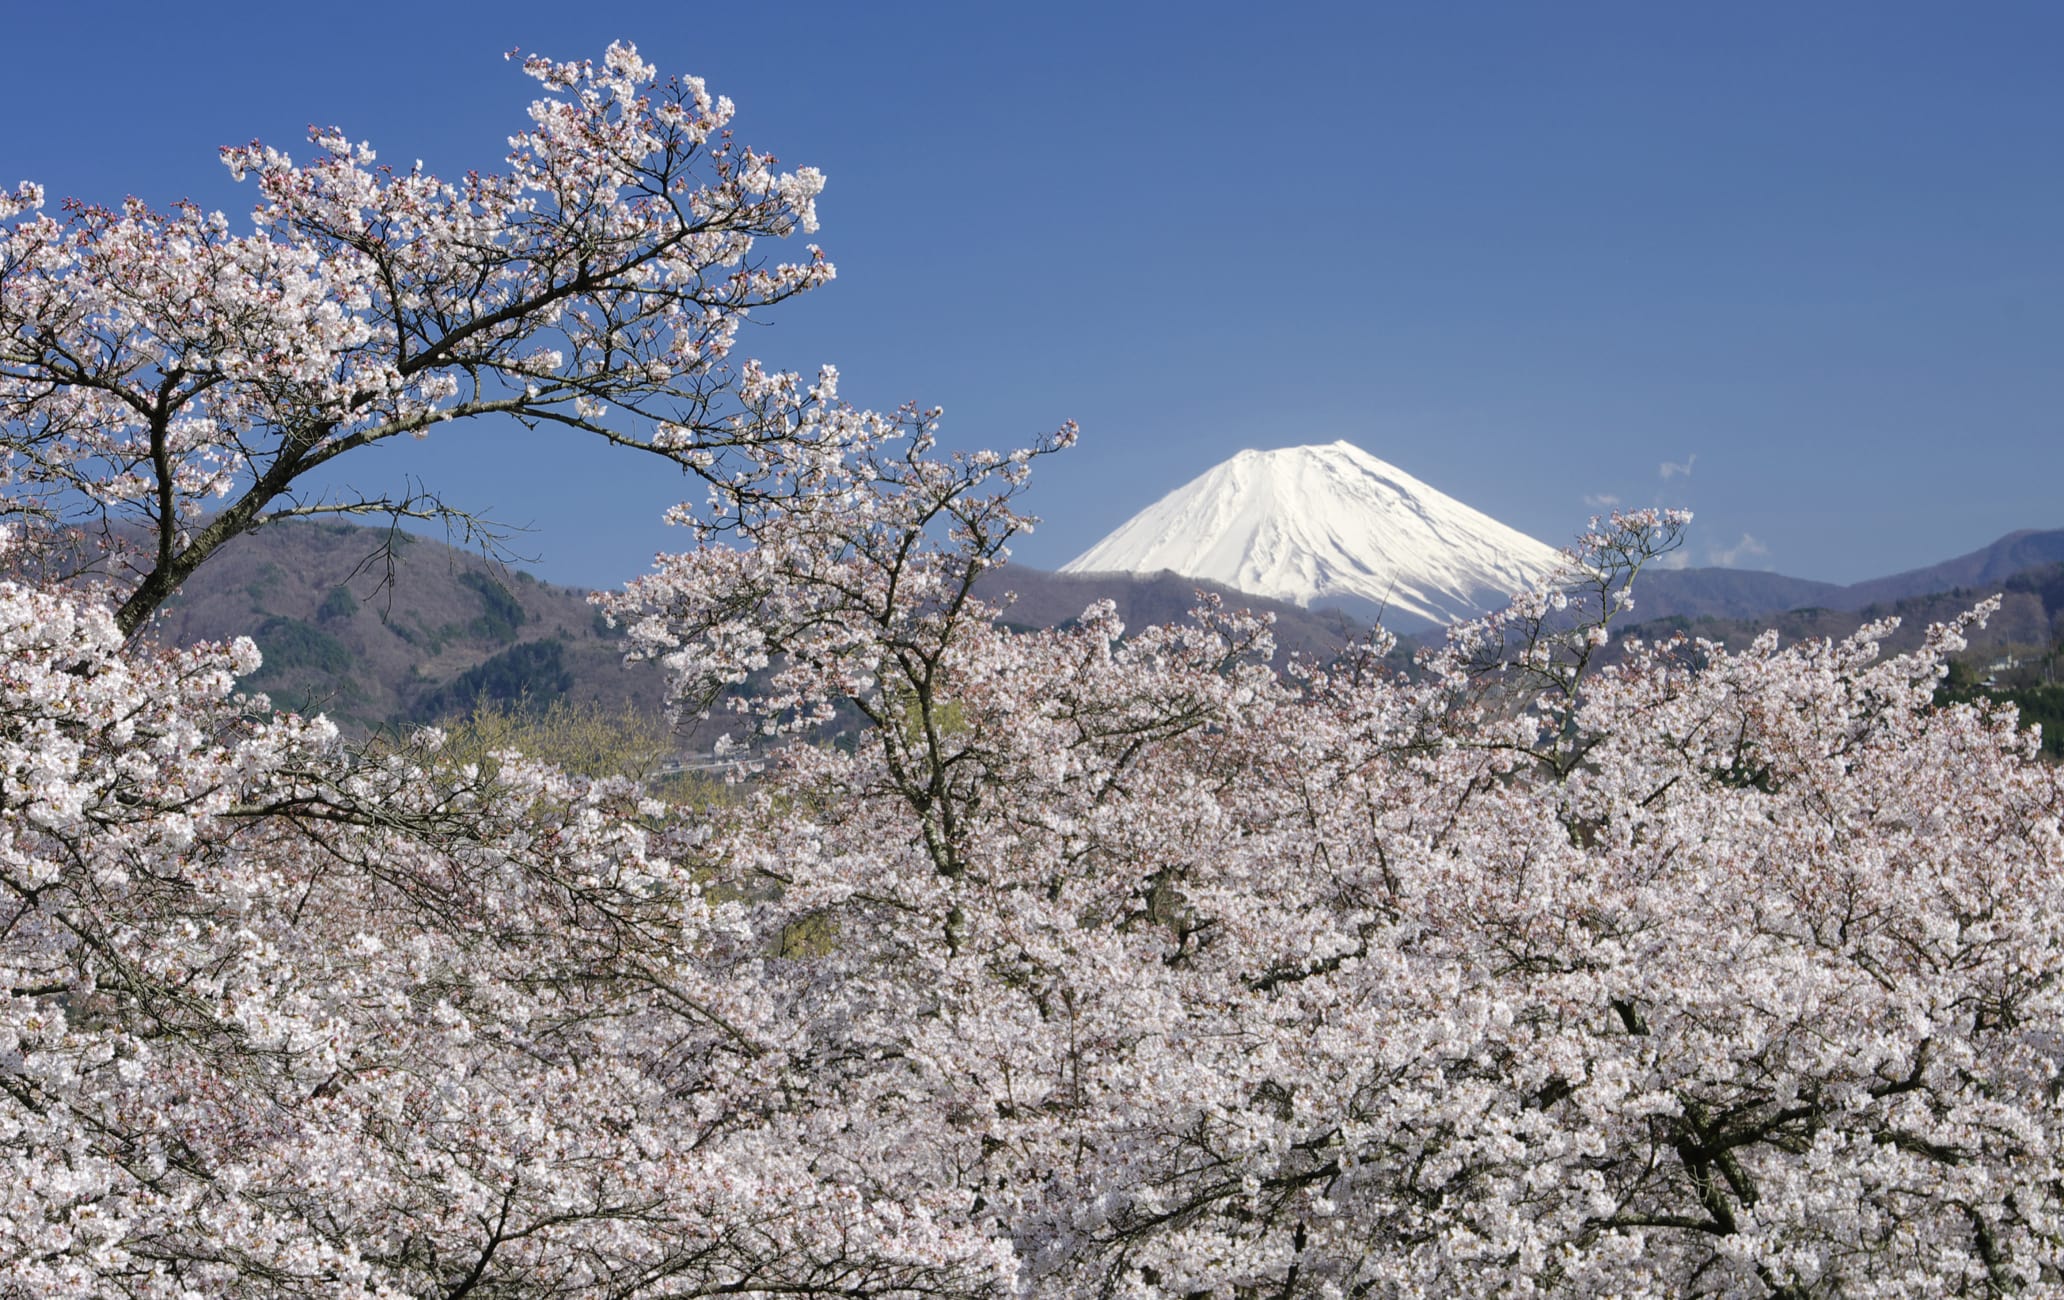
[1060,441,1564,628]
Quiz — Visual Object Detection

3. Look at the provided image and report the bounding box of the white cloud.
[1710,533,1769,568]
[1659,453,1697,481]
[1582,492,1621,508]
[1652,549,1693,570]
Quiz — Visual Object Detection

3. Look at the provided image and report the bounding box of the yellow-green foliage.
[775,912,840,958]
[432,696,674,782]
[893,688,969,749]
[422,695,751,810]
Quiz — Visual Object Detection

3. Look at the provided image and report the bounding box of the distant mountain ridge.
[1835,530,2064,611]
[1063,442,1563,630]
[1635,529,2064,623]
[146,518,2064,741]
[1622,559,2064,669]
[973,567,1362,662]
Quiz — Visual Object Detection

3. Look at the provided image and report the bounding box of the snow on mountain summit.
[1060,441,1565,628]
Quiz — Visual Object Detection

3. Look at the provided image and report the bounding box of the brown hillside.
[147,522,670,736]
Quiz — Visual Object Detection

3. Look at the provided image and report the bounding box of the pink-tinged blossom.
[0,536,1009,1294]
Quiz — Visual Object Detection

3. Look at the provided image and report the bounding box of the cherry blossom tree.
[615,414,2064,1295]
[0,535,1017,1297]
[0,42,829,636]
[0,44,1000,1296]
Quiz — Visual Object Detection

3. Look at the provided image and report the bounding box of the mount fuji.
[1060,441,1566,629]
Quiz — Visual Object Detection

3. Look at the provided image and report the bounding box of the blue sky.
[7,3,2060,587]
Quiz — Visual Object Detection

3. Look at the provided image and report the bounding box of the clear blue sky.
[8,2,2060,586]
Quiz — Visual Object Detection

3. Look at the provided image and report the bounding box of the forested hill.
[147,522,671,736]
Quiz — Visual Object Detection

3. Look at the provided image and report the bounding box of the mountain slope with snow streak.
[1061,441,1566,628]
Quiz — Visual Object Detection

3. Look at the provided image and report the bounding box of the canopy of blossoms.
[4,43,2061,1300]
